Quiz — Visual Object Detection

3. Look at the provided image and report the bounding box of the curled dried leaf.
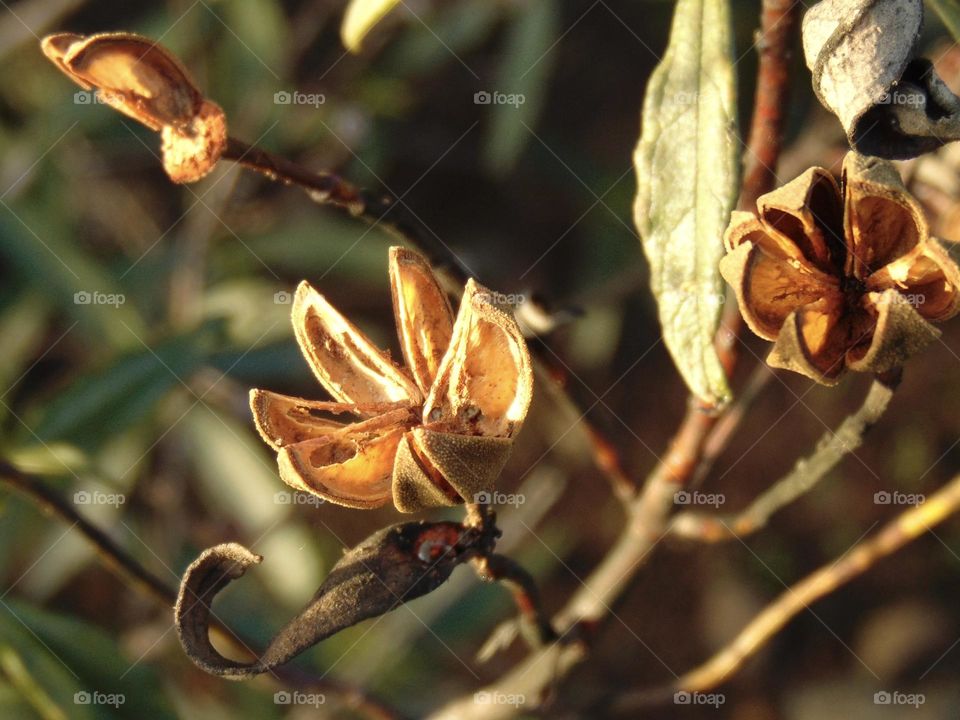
[175,522,478,678]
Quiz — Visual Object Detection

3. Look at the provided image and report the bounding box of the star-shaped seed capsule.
[251,248,533,512]
[721,152,960,384]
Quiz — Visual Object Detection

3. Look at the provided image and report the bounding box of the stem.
[615,471,960,711]
[0,461,405,720]
[671,373,899,542]
[426,3,800,716]
[471,554,557,649]
[689,363,774,487]
[222,137,472,284]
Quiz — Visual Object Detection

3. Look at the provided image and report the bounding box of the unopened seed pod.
[803,0,960,159]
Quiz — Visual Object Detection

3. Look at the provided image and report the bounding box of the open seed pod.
[250,247,533,513]
[41,32,226,182]
[803,0,960,159]
[721,152,960,384]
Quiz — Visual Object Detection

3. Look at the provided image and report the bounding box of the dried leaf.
[803,0,960,158]
[632,0,738,408]
[176,522,477,678]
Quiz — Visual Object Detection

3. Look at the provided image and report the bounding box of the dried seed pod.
[803,0,960,158]
[41,32,226,181]
[250,247,534,512]
[721,152,960,384]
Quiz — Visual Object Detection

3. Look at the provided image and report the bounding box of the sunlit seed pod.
[250,247,534,513]
[41,31,227,181]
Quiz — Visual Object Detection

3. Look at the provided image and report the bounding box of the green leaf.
[929,0,960,40]
[341,0,402,52]
[482,0,560,175]
[28,323,224,451]
[0,600,177,720]
[632,0,738,407]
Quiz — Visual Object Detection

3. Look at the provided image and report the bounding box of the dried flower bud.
[41,32,226,182]
[803,0,960,158]
[250,247,533,512]
[721,152,960,384]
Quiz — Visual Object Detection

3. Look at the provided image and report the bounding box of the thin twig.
[671,372,900,542]
[222,137,472,284]
[426,3,800,716]
[614,471,960,711]
[0,461,405,720]
[689,363,775,488]
[471,554,557,649]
